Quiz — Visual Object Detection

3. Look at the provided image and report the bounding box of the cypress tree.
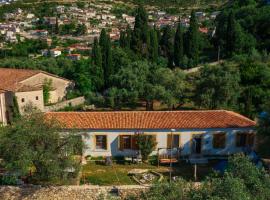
[154,26,162,56]
[99,28,107,50]
[187,10,199,66]
[149,29,158,62]
[126,25,132,49]
[104,35,113,88]
[174,23,184,67]
[226,11,237,57]
[160,25,174,68]
[119,31,126,48]
[91,37,104,91]
[131,5,148,53]
[99,29,108,87]
[55,17,59,34]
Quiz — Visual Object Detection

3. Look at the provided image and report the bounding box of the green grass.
[81,161,215,185]
[81,162,158,185]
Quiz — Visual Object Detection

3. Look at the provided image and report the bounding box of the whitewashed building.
[46,111,256,158]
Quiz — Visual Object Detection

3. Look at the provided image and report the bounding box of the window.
[36,96,39,100]
[119,135,157,150]
[119,135,132,150]
[167,134,180,148]
[95,135,107,150]
[21,98,25,103]
[213,133,226,149]
[236,132,255,147]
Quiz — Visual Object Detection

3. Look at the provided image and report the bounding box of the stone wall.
[0,185,148,200]
[44,96,85,112]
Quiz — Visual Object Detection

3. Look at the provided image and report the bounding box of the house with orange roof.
[0,68,74,125]
[46,110,256,160]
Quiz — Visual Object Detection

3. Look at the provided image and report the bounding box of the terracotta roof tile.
[0,68,41,91]
[0,68,72,92]
[45,110,256,130]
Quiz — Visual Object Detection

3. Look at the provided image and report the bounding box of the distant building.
[41,49,62,57]
[0,68,73,125]
[67,54,81,61]
[31,30,48,37]
[56,5,65,13]
[210,11,221,19]
[5,31,17,43]
[50,49,62,57]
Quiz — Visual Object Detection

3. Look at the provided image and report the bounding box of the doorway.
[191,134,203,154]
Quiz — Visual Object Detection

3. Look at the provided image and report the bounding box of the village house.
[0,68,73,125]
[67,53,81,61]
[46,110,256,160]
[50,48,62,57]
[31,30,48,38]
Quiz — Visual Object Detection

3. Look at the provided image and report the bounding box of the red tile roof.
[0,68,71,92]
[45,110,256,130]
[0,68,40,91]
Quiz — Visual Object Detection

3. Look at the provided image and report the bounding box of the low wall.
[0,185,148,200]
[44,96,85,112]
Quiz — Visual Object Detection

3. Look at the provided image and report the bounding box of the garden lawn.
[81,161,215,185]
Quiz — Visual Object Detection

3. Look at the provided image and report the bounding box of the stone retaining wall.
[0,185,148,200]
[44,96,85,112]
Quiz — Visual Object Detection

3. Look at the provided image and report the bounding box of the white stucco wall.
[80,128,255,158]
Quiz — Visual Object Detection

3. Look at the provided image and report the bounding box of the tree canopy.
[0,112,83,184]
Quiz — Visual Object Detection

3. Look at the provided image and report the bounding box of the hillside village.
[0,1,219,59]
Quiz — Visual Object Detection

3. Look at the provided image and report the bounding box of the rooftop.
[0,68,71,92]
[0,68,40,91]
[45,110,256,130]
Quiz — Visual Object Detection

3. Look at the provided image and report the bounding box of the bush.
[0,174,18,185]
[127,179,188,200]
[127,154,270,200]
[135,134,157,162]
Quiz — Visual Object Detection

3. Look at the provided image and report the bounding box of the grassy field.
[81,160,215,185]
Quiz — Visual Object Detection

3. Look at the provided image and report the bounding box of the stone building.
[0,68,73,125]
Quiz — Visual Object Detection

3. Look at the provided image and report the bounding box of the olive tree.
[0,112,83,184]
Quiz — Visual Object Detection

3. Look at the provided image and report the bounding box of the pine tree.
[149,29,158,62]
[174,23,184,67]
[187,10,199,67]
[160,25,174,68]
[91,37,104,91]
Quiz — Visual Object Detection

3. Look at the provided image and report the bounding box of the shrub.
[134,134,157,161]
[127,179,188,200]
